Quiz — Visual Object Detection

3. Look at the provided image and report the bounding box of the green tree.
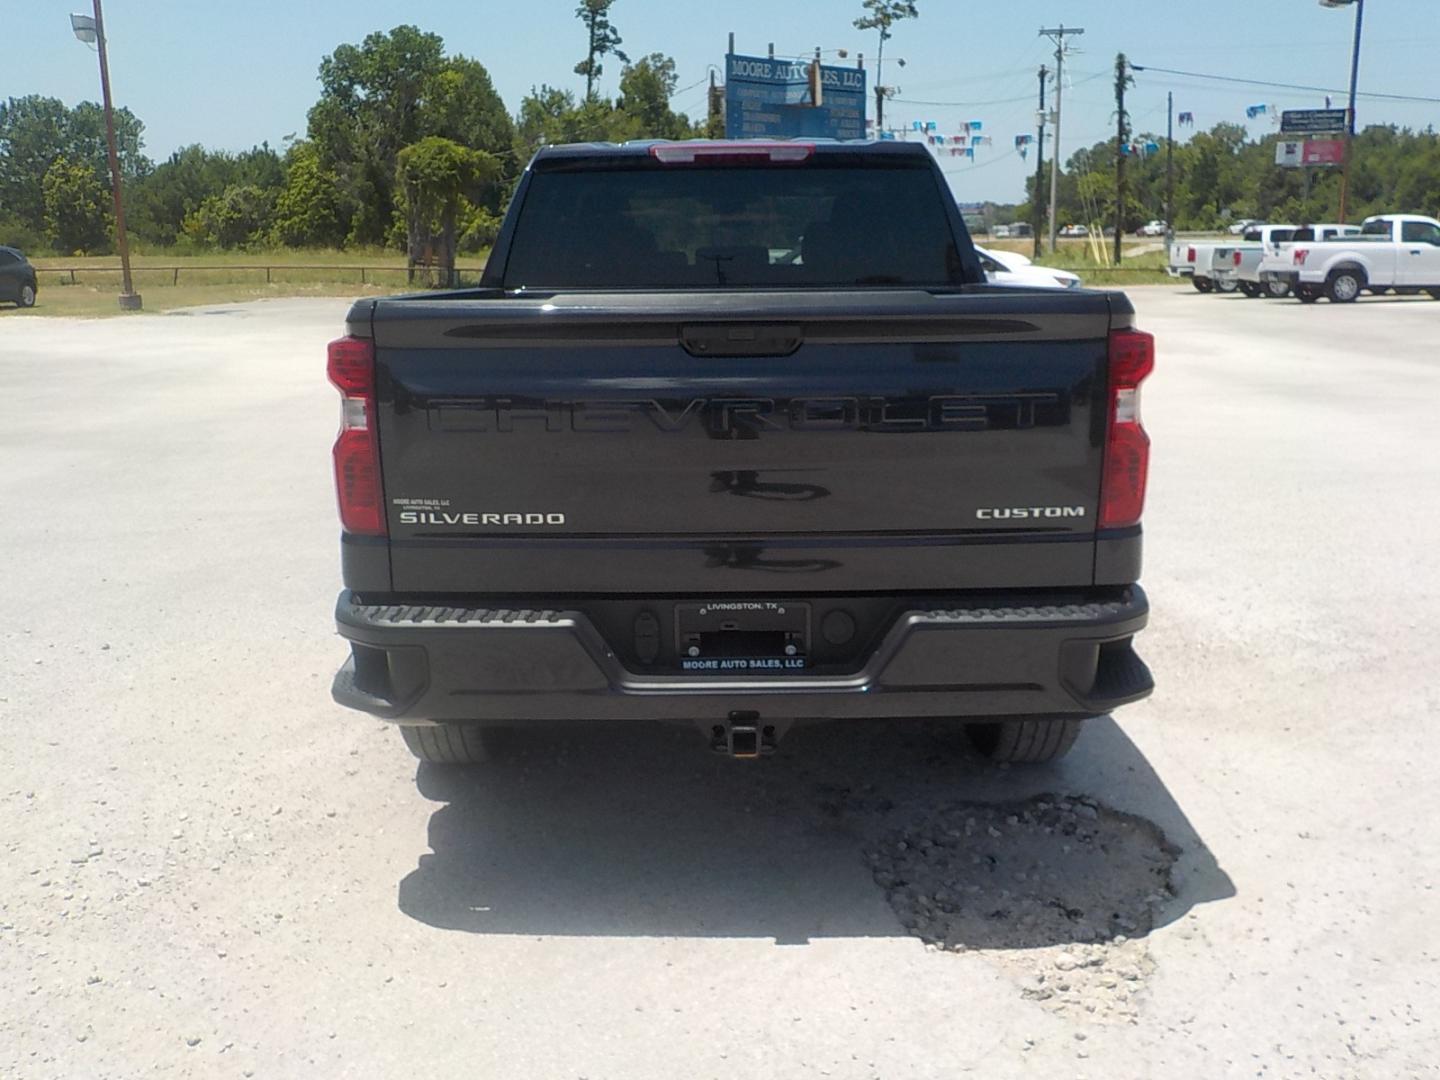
[129,143,281,245]
[0,95,146,235]
[614,54,691,140]
[181,184,276,248]
[854,0,918,127]
[574,0,628,100]
[307,26,513,246]
[270,142,346,247]
[516,85,580,150]
[41,156,110,253]
[395,136,499,276]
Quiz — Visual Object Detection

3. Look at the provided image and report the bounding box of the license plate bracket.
[675,601,809,672]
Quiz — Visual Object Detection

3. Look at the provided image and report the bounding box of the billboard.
[1280,108,1349,135]
[1301,139,1345,166]
[1275,138,1344,168]
[724,53,867,140]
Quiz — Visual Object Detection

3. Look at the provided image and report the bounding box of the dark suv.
[0,246,38,308]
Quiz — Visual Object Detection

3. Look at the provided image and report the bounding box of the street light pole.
[76,0,141,310]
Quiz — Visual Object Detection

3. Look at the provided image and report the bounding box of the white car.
[976,246,1081,289]
[1136,220,1167,237]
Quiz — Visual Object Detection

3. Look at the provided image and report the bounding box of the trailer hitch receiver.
[711,711,779,758]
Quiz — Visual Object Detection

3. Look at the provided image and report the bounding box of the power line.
[895,72,1105,107]
[1130,63,1440,105]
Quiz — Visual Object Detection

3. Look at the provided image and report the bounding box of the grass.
[6,249,491,318]
[982,237,1174,286]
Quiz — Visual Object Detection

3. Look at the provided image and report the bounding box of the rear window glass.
[502,163,963,289]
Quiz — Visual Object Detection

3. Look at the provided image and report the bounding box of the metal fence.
[38,264,487,287]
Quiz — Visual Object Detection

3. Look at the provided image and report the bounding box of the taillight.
[1293,249,1309,266]
[1186,246,1196,263]
[1233,250,1243,266]
[1100,328,1155,530]
[327,335,385,536]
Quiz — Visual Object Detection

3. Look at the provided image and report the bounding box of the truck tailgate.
[365,288,1125,594]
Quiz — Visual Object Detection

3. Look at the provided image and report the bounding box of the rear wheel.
[19,283,36,308]
[1238,282,1262,298]
[1214,276,1239,294]
[1295,285,1322,304]
[400,724,492,764]
[1265,279,1291,299]
[1326,268,1364,303]
[965,717,1085,764]
[1192,277,1213,293]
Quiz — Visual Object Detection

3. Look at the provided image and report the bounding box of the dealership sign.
[1280,108,1349,135]
[724,53,867,140]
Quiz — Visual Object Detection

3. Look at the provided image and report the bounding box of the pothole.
[867,794,1179,1023]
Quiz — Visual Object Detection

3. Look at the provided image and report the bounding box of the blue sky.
[7,0,1438,201]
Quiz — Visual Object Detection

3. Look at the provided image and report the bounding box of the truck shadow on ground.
[397,717,1234,946]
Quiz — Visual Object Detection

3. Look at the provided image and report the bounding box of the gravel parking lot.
[3,287,1438,1078]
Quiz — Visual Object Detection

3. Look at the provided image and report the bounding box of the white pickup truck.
[1168,238,1234,292]
[1168,230,1297,293]
[1264,214,1440,304]
[1220,224,1357,298]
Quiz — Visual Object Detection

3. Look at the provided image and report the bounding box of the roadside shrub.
[182,184,276,249]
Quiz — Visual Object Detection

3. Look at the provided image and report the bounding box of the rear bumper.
[331,587,1152,724]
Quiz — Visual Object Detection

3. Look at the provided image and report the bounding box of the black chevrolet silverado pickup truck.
[328,139,1154,765]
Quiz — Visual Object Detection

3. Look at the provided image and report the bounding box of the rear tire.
[19,283,36,308]
[965,717,1085,764]
[400,724,491,764]
[1214,276,1239,294]
[1192,277,1213,293]
[1326,269,1364,303]
[1265,279,1291,299]
[1238,282,1262,298]
[1295,285,1321,304]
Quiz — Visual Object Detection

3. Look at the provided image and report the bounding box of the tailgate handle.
[680,323,803,358]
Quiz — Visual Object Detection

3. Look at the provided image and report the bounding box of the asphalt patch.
[868,794,1180,1021]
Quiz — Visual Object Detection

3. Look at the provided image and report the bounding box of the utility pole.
[1033,64,1047,258]
[708,66,722,138]
[1114,53,1133,264]
[1039,24,1084,254]
[1165,91,1174,245]
[1336,0,1365,224]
